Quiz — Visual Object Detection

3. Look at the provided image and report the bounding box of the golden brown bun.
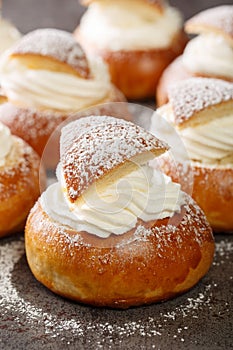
[0,85,125,159]
[156,56,233,106]
[0,136,43,238]
[25,115,214,307]
[25,195,214,308]
[76,30,188,100]
[160,159,233,233]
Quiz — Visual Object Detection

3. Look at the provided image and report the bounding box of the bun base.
[159,158,233,232]
[0,137,43,238]
[25,194,214,308]
[75,30,188,100]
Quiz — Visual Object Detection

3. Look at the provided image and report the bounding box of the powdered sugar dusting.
[186,5,233,38]
[168,78,233,126]
[61,116,168,201]
[11,29,90,78]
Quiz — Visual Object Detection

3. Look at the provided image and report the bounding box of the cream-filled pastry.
[153,78,233,232]
[25,115,214,308]
[75,0,188,99]
[0,28,125,158]
[156,5,233,106]
[0,122,42,238]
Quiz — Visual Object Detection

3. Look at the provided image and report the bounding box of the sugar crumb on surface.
[168,78,233,125]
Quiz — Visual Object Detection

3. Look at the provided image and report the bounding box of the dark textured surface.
[0,233,232,350]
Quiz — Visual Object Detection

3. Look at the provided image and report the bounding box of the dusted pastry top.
[0,29,112,112]
[79,0,183,51]
[0,57,111,111]
[157,103,233,166]
[60,116,168,201]
[0,18,21,55]
[0,122,13,167]
[10,29,90,77]
[167,78,233,127]
[41,162,184,238]
[185,5,233,43]
[182,34,233,79]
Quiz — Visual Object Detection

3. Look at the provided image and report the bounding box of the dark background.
[2,0,232,34]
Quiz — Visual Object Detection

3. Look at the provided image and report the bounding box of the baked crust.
[185,5,233,46]
[75,29,188,99]
[0,136,43,237]
[10,29,91,78]
[25,194,214,308]
[166,78,233,129]
[156,56,233,106]
[61,115,168,202]
[159,158,233,233]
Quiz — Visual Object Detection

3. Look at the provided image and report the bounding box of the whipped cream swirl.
[41,162,184,238]
[79,2,183,51]
[180,115,233,165]
[0,122,13,166]
[157,105,233,166]
[0,55,111,112]
[182,34,233,79]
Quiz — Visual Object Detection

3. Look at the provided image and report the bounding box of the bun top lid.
[60,115,169,202]
[185,5,233,46]
[9,28,90,78]
[167,77,233,128]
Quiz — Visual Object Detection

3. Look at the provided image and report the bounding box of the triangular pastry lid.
[167,78,233,129]
[185,5,233,46]
[60,115,169,202]
[9,29,90,78]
